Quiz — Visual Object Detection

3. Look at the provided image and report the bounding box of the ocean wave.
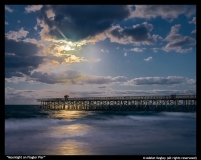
[5,118,75,131]
[159,111,196,118]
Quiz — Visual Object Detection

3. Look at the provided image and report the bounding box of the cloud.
[129,5,195,21]
[191,29,196,36]
[188,17,196,24]
[131,47,146,52]
[39,50,101,68]
[126,76,185,85]
[27,71,128,85]
[101,49,109,53]
[5,28,29,41]
[144,57,152,61]
[149,89,196,95]
[5,21,9,25]
[162,24,195,53]
[5,36,101,76]
[97,86,107,89]
[5,5,14,12]
[186,78,196,85]
[124,52,127,56]
[5,37,40,57]
[25,5,42,13]
[23,38,40,44]
[69,91,104,97]
[5,37,44,78]
[5,75,40,84]
[151,48,159,53]
[108,88,196,96]
[63,54,101,64]
[81,76,128,85]
[107,22,158,45]
[36,5,130,42]
[168,84,183,88]
[30,70,82,84]
[152,34,163,41]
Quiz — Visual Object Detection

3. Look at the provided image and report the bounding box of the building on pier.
[64,95,69,101]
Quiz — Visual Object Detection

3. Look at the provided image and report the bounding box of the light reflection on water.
[48,124,93,155]
[50,124,92,138]
[44,110,94,121]
[44,110,94,155]
[43,111,94,155]
[51,140,91,155]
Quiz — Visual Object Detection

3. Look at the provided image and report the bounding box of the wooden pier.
[37,94,196,111]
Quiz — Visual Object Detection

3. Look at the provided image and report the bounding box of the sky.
[5,5,196,104]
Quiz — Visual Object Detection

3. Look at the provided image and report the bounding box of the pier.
[37,94,196,111]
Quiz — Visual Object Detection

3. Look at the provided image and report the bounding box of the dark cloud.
[30,70,82,84]
[97,86,107,88]
[162,24,196,53]
[5,55,42,69]
[28,71,127,85]
[36,5,131,41]
[131,5,195,20]
[108,22,156,45]
[82,76,127,85]
[5,37,44,78]
[123,23,153,41]
[5,38,39,56]
[168,36,195,48]
[126,76,185,85]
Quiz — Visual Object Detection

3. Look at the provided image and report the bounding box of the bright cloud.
[5,28,29,41]
[188,17,196,24]
[151,48,159,53]
[101,49,109,53]
[5,5,14,12]
[144,57,152,61]
[25,5,42,13]
[186,78,196,85]
[131,47,146,52]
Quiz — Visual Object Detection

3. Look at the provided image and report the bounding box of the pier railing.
[37,94,196,111]
[37,95,196,102]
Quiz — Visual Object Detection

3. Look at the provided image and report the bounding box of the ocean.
[5,105,196,155]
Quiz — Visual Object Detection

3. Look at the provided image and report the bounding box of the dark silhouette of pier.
[37,94,196,111]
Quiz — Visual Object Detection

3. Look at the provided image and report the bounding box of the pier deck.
[37,95,196,111]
